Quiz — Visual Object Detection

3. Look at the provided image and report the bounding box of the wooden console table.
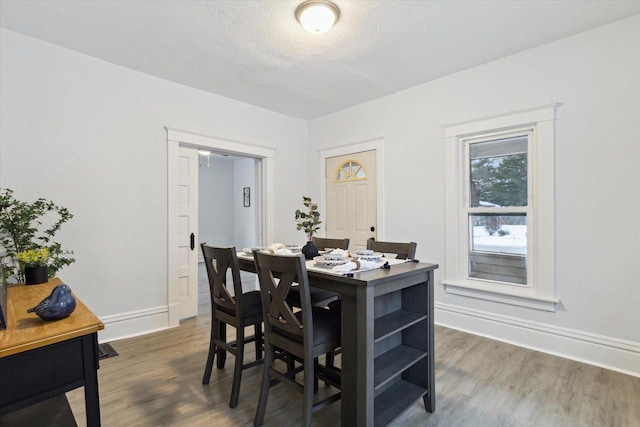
[0,278,104,426]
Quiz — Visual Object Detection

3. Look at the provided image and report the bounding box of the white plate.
[313,256,350,267]
[323,254,349,261]
[357,252,383,261]
[356,249,374,256]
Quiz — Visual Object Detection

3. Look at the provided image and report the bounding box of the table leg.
[424,270,435,413]
[340,294,358,426]
[82,334,101,427]
[341,286,375,427]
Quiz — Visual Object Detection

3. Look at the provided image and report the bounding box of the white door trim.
[166,127,275,327]
[319,138,385,240]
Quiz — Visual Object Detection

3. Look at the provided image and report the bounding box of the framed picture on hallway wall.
[243,187,250,207]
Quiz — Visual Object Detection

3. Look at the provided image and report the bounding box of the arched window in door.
[334,160,367,182]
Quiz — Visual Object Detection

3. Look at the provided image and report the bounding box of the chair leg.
[302,356,314,427]
[217,321,227,369]
[326,351,334,368]
[313,358,320,393]
[254,323,263,360]
[286,352,295,376]
[229,325,245,408]
[324,351,335,386]
[254,339,274,427]
[202,317,218,384]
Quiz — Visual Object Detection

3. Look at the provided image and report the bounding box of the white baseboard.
[97,305,173,343]
[435,302,640,378]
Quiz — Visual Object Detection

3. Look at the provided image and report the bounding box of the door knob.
[370,226,375,232]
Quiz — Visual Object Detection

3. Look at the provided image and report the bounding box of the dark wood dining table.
[238,253,438,426]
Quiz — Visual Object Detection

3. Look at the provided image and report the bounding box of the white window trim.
[443,104,560,312]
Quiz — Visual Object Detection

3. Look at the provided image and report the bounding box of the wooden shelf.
[374,380,427,427]
[374,344,427,390]
[374,310,426,342]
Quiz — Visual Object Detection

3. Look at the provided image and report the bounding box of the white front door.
[177,146,199,319]
[326,150,377,251]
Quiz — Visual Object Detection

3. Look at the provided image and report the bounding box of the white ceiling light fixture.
[295,0,340,34]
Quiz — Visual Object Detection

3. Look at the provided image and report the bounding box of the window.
[444,104,559,311]
[335,160,367,181]
[466,133,529,286]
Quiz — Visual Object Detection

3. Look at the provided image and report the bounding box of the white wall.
[0,29,307,339]
[233,158,256,250]
[198,156,235,255]
[308,16,640,374]
[2,16,638,374]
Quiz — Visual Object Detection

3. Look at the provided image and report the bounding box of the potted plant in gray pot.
[17,247,50,285]
[0,188,75,284]
[295,196,322,260]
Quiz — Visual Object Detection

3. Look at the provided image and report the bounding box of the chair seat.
[218,290,263,319]
[286,286,339,307]
[274,307,341,348]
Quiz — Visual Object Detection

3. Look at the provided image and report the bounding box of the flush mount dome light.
[295,0,340,34]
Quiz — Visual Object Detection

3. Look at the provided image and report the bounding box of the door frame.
[319,138,385,241]
[166,127,275,327]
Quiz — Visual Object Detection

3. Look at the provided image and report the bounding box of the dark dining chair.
[366,239,417,260]
[253,251,341,427]
[287,237,350,308]
[311,236,350,252]
[201,244,264,408]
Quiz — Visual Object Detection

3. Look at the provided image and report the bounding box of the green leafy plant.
[294,196,322,241]
[0,188,76,283]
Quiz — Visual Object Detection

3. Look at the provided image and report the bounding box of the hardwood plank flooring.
[67,267,640,426]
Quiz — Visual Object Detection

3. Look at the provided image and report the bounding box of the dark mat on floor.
[98,342,118,360]
[0,395,77,427]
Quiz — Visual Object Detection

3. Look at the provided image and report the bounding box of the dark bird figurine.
[27,284,76,320]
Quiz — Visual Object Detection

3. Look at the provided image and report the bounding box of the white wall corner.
[435,302,640,378]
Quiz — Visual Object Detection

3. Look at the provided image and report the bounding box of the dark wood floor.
[66,265,640,426]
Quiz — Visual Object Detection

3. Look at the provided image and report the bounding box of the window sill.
[443,280,560,312]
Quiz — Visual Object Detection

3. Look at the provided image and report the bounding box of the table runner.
[237,252,408,276]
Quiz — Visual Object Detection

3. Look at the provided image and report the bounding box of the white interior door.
[177,146,199,319]
[326,150,377,251]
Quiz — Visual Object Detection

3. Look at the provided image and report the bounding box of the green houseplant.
[294,196,322,259]
[0,188,76,283]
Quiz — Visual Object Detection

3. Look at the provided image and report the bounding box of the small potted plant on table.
[17,247,50,285]
[295,196,322,260]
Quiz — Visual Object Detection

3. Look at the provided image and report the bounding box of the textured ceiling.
[1,1,638,119]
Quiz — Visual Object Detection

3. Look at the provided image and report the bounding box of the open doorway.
[167,128,275,326]
[198,152,258,261]
[197,152,260,311]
